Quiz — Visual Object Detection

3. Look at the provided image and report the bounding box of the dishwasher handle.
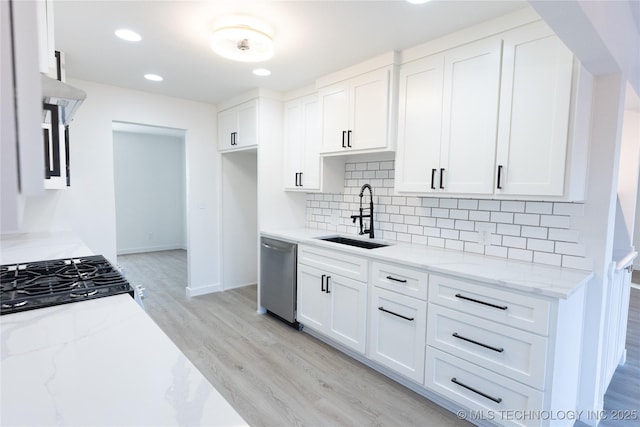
[261,242,293,253]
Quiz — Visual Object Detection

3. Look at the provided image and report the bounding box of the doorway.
[112,122,188,291]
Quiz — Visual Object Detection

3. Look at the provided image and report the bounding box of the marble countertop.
[261,227,593,299]
[0,231,94,264]
[0,294,248,426]
[0,231,247,426]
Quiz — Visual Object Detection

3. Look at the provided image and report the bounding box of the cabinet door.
[297,264,328,332]
[395,55,444,193]
[236,100,258,148]
[349,67,390,151]
[319,81,349,153]
[217,108,236,151]
[440,38,502,194]
[326,274,368,354]
[495,25,573,196]
[283,99,303,189]
[301,95,321,190]
[369,287,427,382]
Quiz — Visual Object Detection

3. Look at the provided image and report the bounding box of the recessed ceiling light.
[253,68,271,77]
[115,29,142,42]
[407,0,431,4]
[144,74,163,82]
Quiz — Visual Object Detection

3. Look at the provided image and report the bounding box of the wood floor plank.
[118,250,639,427]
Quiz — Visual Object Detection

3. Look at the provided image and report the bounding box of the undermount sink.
[317,236,389,250]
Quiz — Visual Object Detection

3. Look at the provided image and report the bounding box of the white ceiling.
[54,0,528,106]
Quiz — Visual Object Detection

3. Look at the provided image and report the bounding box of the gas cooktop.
[0,255,133,315]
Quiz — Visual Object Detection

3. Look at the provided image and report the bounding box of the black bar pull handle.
[386,275,407,284]
[452,332,504,353]
[440,168,445,189]
[431,168,437,190]
[231,132,237,146]
[321,274,326,292]
[299,172,303,187]
[294,173,298,187]
[326,276,331,293]
[378,306,414,321]
[497,165,503,189]
[347,130,352,148]
[455,293,508,311]
[342,131,346,148]
[451,378,502,404]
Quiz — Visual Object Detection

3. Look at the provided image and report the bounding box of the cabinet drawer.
[299,244,368,282]
[371,261,428,300]
[369,287,427,383]
[427,304,548,390]
[425,348,544,427]
[428,274,551,335]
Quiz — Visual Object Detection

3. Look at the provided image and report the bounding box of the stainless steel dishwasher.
[260,237,298,326]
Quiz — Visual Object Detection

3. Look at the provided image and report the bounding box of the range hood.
[41,74,86,126]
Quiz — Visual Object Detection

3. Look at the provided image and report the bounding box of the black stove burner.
[0,255,133,315]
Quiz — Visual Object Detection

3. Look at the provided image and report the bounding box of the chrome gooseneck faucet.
[350,183,374,238]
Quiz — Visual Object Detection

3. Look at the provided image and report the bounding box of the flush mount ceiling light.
[211,17,274,62]
[115,29,142,42]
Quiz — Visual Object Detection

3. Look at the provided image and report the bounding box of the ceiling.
[54,0,529,106]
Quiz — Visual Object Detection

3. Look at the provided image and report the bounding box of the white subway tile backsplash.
[508,248,533,262]
[469,210,491,222]
[503,235,527,249]
[527,238,555,253]
[553,202,585,216]
[526,201,553,214]
[496,224,521,236]
[455,220,475,231]
[479,200,501,211]
[514,213,540,226]
[490,211,514,224]
[458,199,479,210]
[307,160,586,268]
[501,201,525,213]
[521,226,547,239]
[541,215,571,229]
[548,228,580,242]
[450,209,469,220]
[439,198,458,209]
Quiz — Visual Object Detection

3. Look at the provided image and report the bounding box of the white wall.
[221,150,257,290]
[18,79,220,294]
[113,131,186,254]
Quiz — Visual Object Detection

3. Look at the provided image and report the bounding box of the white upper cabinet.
[395,20,590,201]
[396,38,502,195]
[217,99,258,151]
[495,23,574,197]
[283,95,321,191]
[319,65,396,154]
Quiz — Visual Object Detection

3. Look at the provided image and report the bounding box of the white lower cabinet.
[295,246,584,427]
[297,262,367,354]
[369,287,426,383]
[426,348,544,427]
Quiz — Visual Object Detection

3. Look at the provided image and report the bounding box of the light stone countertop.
[0,294,248,426]
[0,232,247,426]
[261,227,593,299]
[0,231,94,264]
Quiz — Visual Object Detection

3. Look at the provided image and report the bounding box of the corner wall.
[18,79,220,293]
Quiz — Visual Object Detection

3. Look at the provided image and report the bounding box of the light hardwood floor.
[118,250,639,427]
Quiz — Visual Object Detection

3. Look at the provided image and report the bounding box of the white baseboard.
[186,283,221,297]
[117,244,186,255]
[224,281,257,291]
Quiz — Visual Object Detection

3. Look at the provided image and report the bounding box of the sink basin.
[317,236,389,250]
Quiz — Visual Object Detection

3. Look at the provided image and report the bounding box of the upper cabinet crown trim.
[401,7,541,64]
[316,51,399,89]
